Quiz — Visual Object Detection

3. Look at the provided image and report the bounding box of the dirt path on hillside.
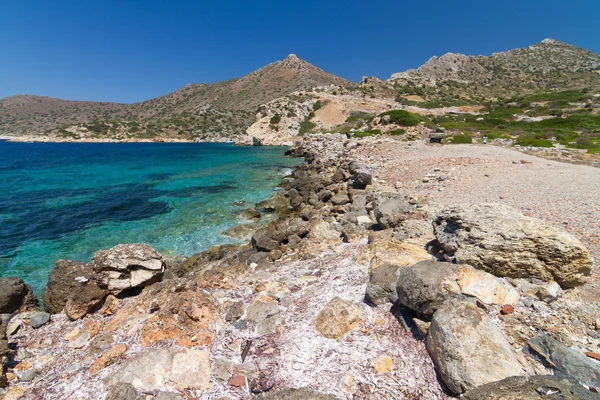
[352,140,600,302]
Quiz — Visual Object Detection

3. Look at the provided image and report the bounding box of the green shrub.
[390,128,406,136]
[379,110,421,126]
[353,129,382,138]
[515,135,553,147]
[308,111,315,120]
[449,133,472,144]
[345,111,373,123]
[270,114,281,125]
[299,119,316,136]
[313,101,322,111]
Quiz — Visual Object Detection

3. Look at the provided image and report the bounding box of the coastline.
[1,135,599,399]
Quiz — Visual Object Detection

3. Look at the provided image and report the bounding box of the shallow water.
[0,141,299,295]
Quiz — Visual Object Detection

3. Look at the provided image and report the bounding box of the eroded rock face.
[105,280,219,348]
[427,301,525,394]
[463,375,600,400]
[432,204,592,287]
[251,218,310,252]
[93,244,165,293]
[65,282,109,320]
[43,260,93,314]
[0,278,39,314]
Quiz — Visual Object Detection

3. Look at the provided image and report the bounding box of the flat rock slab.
[526,334,600,389]
[463,375,600,400]
[106,348,211,391]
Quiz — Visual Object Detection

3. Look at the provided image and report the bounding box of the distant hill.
[389,39,600,98]
[0,54,353,141]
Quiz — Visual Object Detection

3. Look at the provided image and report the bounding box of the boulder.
[432,204,592,287]
[256,194,290,215]
[43,260,94,314]
[93,244,165,294]
[427,301,525,394]
[463,375,600,400]
[365,264,401,305]
[252,218,310,252]
[396,261,519,317]
[307,220,341,243]
[64,282,109,320]
[373,194,414,229]
[353,169,372,188]
[0,278,39,314]
[251,227,280,252]
[330,192,350,206]
[525,334,600,389]
[314,297,363,339]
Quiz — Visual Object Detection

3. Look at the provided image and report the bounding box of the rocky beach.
[1,134,599,399]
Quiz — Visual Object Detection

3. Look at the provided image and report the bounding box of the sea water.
[0,141,300,296]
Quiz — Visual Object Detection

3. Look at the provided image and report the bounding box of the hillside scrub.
[379,110,421,126]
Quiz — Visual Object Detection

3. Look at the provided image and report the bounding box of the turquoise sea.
[0,141,299,296]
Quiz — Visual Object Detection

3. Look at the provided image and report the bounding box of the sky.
[1,0,599,104]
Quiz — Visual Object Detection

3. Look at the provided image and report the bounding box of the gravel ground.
[351,139,600,302]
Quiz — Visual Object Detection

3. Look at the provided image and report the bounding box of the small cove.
[0,141,300,296]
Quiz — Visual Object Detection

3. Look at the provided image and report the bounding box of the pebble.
[532,301,550,313]
[500,304,515,315]
[228,375,246,387]
[6,321,20,336]
[20,369,39,382]
[68,331,90,349]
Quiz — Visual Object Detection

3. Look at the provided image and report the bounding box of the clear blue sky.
[1,0,599,104]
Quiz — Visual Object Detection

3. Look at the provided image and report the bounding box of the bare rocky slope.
[389,39,600,96]
[0,55,352,142]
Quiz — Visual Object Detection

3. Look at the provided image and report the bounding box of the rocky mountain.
[0,55,352,141]
[389,39,600,96]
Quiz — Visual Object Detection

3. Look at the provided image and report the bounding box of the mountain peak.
[286,53,299,61]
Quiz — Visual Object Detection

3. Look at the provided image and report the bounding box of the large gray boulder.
[0,277,39,313]
[427,301,525,394]
[374,193,414,229]
[396,261,519,317]
[463,375,600,400]
[43,260,93,314]
[432,204,592,287]
[93,244,165,294]
[526,334,600,389]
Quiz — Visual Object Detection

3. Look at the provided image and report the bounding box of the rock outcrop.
[43,260,93,314]
[427,301,525,394]
[0,278,39,314]
[93,244,165,293]
[432,203,592,287]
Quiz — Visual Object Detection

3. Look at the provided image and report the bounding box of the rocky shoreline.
[1,134,600,399]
